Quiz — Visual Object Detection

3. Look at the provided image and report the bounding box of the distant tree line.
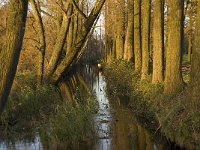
[104,0,200,97]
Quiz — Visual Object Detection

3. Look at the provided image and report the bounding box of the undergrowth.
[0,73,97,148]
[0,74,60,131]
[44,91,97,149]
[104,60,200,149]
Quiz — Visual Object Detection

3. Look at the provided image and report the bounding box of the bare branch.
[24,37,40,44]
[71,0,87,19]
[56,1,70,16]
[39,9,57,20]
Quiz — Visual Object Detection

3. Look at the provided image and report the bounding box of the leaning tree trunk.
[152,0,164,84]
[51,0,106,84]
[29,0,46,84]
[45,3,72,79]
[134,0,142,73]
[124,0,134,61]
[141,0,151,80]
[164,0,184,95]
[66,16,74,54]
[0,0,28,114]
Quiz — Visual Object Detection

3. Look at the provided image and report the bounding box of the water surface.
[0,65,172,150]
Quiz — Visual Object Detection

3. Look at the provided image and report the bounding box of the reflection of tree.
[138,125,146,150]
[59,66,96,102]
[130,124,139,150]
[59,82,73,102]
[145,130,154,150]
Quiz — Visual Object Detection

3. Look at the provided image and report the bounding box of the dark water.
[0,65,173,150]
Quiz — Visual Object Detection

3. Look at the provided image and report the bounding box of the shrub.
[44,88,97,148]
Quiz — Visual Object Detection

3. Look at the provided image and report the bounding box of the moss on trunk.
[0,0,28,114]
[164,0,184,95]
[141,0,151,80]
[152,0,164,84]
[124,0,134,61]
[134,0,142,73]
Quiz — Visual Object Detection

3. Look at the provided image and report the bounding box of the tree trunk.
[134,0,142,73]
[164,0,184,95]
[188,36,192,63]
[189,0,200,107]
[29,0,46,84]
[66,13,74,54]
[45,3,72,79]
[51,0,106,84]
[104,1,114,62]
[116,0,125,59]
[0,0,28,114]
[152,0,164,83]
[188,10,193,63]
[141,0,151,80]
[124,0,134,61]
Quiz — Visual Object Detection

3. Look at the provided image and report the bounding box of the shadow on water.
[0,64,182,150]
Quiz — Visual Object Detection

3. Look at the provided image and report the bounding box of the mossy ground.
[104,60,200,150]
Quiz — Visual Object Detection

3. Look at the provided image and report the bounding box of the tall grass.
[0,73,97,148]
[0,75,61,131]
[104,60,200,149]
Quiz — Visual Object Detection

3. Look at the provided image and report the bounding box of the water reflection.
[0,132,43,150]
[90,66,170,150]
[93,73,112,150]
[0,65,172,150]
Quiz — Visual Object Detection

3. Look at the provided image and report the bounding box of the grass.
[0,72,97,148]
[0,76,61,133]
[45,91,97,149]
[104,60,200,149]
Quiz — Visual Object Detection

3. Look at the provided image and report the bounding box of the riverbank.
[0,72,97,149]
[104,60,200,149]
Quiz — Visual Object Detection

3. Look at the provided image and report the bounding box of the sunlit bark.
[189,0,200,106]
[29,0,46,84]
[152,0,164,84]
[164,0,184,95]
[51,0,106,84]
[0,0,28,114]
[141,0,151,80]
[134,0,142,73]
[116,0,125,59]
[124,0,134,61]
[45,3,72,79]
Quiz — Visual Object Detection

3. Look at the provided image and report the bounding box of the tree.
[51,0,106,83]
[164,0,184,95]
[185,0,197,63]
[115,0,125,59]
[141,0,151,80]
[124,0,134,61]
[104,0,117,62]
[0,0,28,114]
[29,0,46,84]
[189,0,200,105]
[134,0,142,73]
[152,0,164,83]
[45,2,72,79]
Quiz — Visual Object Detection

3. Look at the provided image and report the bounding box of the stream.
[0,65,173,150]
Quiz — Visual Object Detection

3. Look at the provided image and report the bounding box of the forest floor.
[104,59,200,150]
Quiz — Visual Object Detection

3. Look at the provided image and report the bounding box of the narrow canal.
[0,65,174,150]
